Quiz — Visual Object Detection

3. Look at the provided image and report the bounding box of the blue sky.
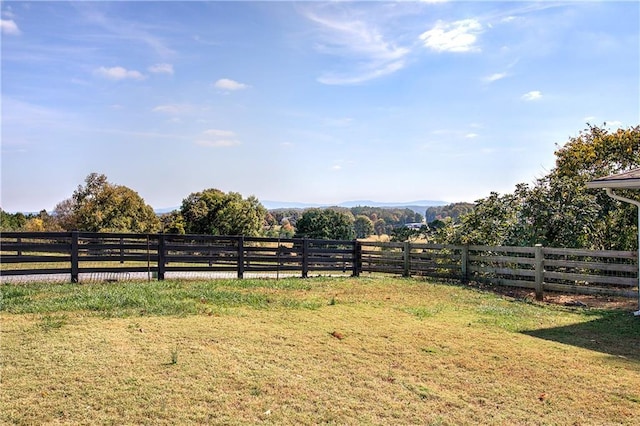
[2,0,639,212]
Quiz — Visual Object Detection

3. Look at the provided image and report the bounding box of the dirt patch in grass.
[466,280,638,311]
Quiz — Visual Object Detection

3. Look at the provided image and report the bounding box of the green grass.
[0,278,323,317]
[1,276,639,425]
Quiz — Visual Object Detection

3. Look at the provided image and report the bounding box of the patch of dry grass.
[1,277,639,425]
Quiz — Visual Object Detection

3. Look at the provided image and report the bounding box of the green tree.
[0,209,27,231]
[373,218,386,236]
[56,173,160,233]
[554,124,640,181]
[454,185,529,246]
[160,211,186,234]
[429,218,458,244]
[390,225,429,242]
[180,189,266,236]
[552,124,640,249]
[519,175,600,248]
[294,208,355,240]
[353,215,374,239]
[349,206,423,228]
[425,203,474,223]
[449,125,640,249]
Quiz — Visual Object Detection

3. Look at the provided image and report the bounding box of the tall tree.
[373,218,386,236]
[554,124,640,181]
[53,198,78,231]
[180,189,266,236]
[353,215,374,239]
[56,173,160,233]
[294,208,355,240]
[552,124,640,249]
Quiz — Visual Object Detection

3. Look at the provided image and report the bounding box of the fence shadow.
[522,310,640,362]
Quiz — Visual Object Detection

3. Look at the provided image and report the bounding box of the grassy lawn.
[1,276,639,425]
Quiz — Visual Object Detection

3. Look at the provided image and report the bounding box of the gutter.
[587,180,640,189]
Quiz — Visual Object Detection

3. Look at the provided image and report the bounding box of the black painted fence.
[0,232,359,281]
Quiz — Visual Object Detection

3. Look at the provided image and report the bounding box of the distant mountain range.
[154,199,448,215]
[262,199,448,215]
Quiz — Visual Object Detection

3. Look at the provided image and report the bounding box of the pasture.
[1,276,639,425]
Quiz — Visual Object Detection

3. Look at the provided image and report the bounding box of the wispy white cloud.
[465,133,479,139]
[308,12,408,63]
[420,19,483,53]
[319,61,405,85]
[195,129,241,148]
[1,19,20,35]
[484,72,508,83]
[302,7,410,85]
[521,90,542,101]
[214,78,250,91]
[148,63,174,75]
[94,66,145,81]
[76,4,175,57]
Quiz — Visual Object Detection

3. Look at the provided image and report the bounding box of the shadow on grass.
[522,310,640,362]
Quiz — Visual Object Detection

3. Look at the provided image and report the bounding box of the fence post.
[302,238,309,278]
[461,244,469,283]
[403,241,411,277]
[157,234,166,281]
[237,236,245,279]
[352,241,361,277]
[534,244,544,301]
[71,231,79,283]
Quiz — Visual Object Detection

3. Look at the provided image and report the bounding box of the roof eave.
[586,180,640,189]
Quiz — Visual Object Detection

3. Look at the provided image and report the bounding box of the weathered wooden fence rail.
[1,232,637,300]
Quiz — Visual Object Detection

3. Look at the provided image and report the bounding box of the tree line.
[2,125,638,249]
[421,125,640,250]
[267,206,424,239]
[0,173,426,241]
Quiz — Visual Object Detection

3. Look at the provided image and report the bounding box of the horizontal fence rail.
[1,232,638,300]
[0,232,359,282]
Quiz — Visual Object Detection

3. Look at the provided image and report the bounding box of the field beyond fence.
[1,232,638,300]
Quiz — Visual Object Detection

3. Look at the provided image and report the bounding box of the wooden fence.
[0,232,359,282]
[1,232,637,300]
